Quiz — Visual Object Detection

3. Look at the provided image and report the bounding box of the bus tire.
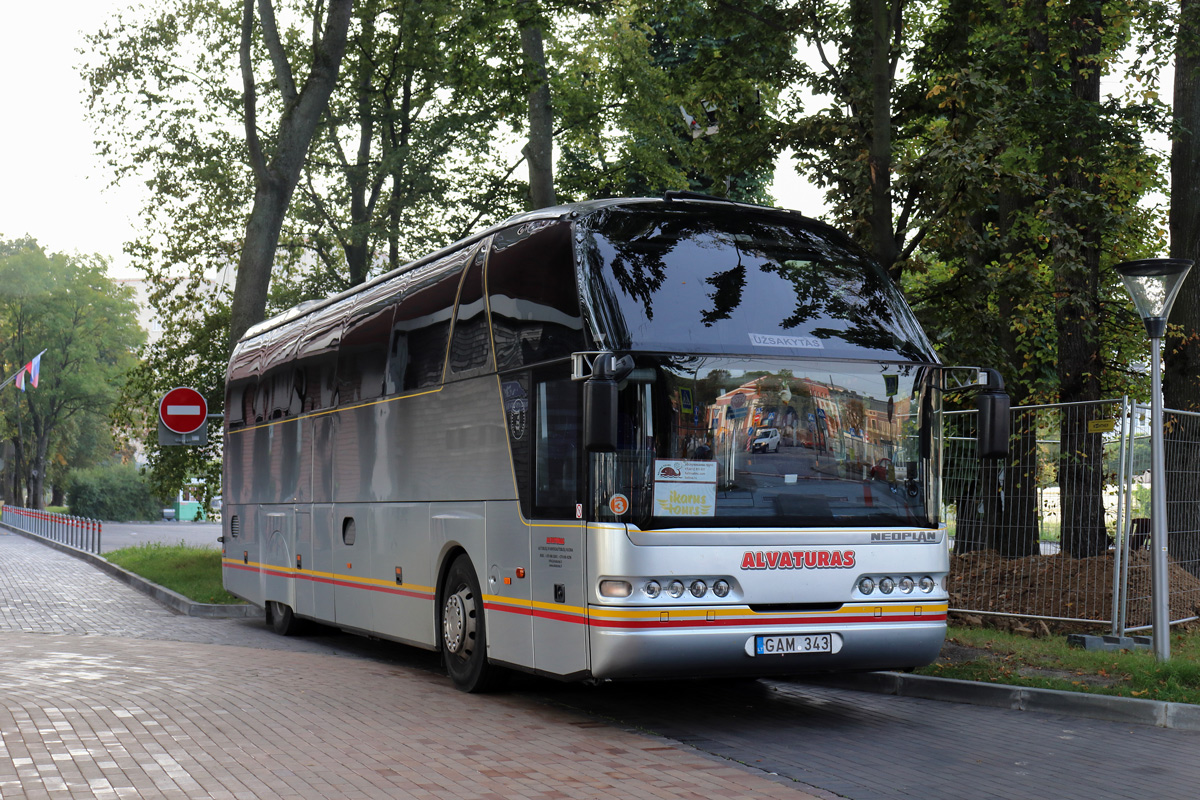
[439,554,499,692]
[268,600,302,636]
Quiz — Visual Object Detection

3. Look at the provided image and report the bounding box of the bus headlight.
[643,580,661,598]
[858,577,875,595]
[667,580,686,598]
[898,576,915,594]
[712,579,730,598]
[879,577,895,595]
[600,580,632,598]
[919,575,936,593]
[689,580,707,598]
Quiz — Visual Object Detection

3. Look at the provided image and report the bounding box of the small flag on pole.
[26,354,40,388]
[15,368,24,391]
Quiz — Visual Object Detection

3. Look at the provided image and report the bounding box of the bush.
[66,464,163,521]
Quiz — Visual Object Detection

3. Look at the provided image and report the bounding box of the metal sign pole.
[1150,336,1170,661]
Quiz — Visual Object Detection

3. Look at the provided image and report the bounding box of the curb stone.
[1,523,261,620]
[805,669,1200,732]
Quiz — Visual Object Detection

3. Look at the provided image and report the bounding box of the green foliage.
[553,0,792,202]
[65,463,164,522]
[83,0,542,498]
[105,541,241,604]
[892,0,1168,404]
[0,240,144,506]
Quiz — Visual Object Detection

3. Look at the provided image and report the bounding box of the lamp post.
[1115,258,1193,661]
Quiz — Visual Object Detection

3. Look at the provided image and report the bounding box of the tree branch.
[241,0,267,181]
[257,0,298,104]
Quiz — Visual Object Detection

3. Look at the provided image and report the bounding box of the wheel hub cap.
[443,591,469,655]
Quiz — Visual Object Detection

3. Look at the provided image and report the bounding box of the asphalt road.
[99,520,223,553]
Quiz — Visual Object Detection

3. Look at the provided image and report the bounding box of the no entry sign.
[159,387,208,434]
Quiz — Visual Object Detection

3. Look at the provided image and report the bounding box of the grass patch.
[105,541,242,605]
[917,624,1200,705]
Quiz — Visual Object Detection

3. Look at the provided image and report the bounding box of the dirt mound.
[948,550,1200,629]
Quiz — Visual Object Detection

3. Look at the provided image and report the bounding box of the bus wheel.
[440,554,498,692]
[267,600,302,636]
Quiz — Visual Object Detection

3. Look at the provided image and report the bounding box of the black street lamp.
[1115,258,1193,661]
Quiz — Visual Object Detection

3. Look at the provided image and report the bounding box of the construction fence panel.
[1120,406,1200,634]
[944,400,1126,628]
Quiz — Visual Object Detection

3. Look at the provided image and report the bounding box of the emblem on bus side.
[502,381,527,440]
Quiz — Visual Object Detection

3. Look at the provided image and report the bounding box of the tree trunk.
[992,186,1042,557]
[228,0,355,345]
[521,22,555,210]
[9,437,24,507]
[1055,0,1107,558]
[994,409,1040,557]
[1166,0,1200,573]
[868,0,898,279]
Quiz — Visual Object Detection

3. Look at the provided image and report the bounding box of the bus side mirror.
[584,378,618,452]
[977,390,1010,459]
[583,353,632,452]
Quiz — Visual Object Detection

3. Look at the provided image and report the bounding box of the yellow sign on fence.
[1087,418,1116,434]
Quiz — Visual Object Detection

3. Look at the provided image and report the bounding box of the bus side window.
[503,374,533,520]
[534,377,581,518]
[337,305,393,403]
[487,222,584,370]
[226,382,247,428]
[393,249,472,391]
[385,330,409,395]
[296,307,343,411]
[448,246,492,377]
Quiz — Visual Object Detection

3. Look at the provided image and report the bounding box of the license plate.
[754,633,833,655]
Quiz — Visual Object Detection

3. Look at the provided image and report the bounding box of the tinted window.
[227,336,262,428]
[448,244,492,376]
[338,278,402,403]
[488,221,585,371]
[392,246,475,390]
[580,206,935,362]
[534,377,581,517]
[295,308,341,411]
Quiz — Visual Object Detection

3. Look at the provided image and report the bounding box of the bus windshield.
[589,357,942,530]
[579,204,936,363]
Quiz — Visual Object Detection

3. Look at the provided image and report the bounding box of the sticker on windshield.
[608,494,629,515]
[653,459,716,517]
[749,333,825,349]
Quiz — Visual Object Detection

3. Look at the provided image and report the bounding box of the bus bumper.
[587,612,946,681]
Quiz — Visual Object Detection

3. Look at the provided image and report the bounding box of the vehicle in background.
[751,427,781,453]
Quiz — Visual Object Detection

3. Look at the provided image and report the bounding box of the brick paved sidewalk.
[0,531,822,799]
[0,632,818,800]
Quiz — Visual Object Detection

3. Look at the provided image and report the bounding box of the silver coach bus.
[222,195,1008,691]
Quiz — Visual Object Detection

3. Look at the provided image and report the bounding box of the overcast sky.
[0,2,148,276]
[0,1,827,281]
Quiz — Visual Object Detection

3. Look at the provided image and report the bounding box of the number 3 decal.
[608,493,629,515]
